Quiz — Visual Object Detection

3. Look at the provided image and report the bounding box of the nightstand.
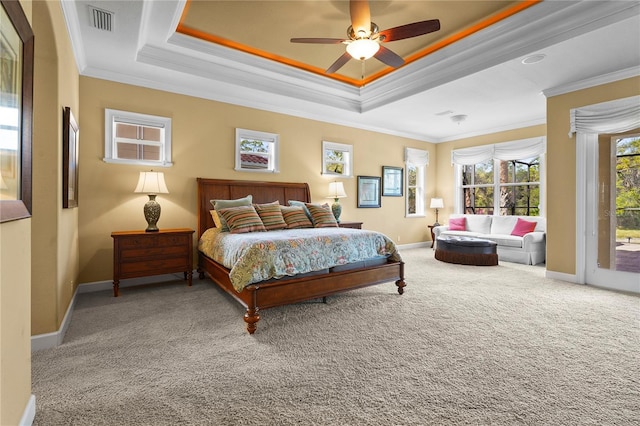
[111,228,195,297]
[338,221,363,229]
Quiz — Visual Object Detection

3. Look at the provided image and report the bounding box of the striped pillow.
[305,203,338,228]
[210,195,253,232]
[281,206,313,229]
[254,201,287,231]
[217,205,266,234]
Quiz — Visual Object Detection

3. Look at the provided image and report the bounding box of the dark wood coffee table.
[435,236,498,266]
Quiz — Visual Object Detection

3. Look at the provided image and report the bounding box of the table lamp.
[134,171,169,232]
[430,197,444,226]
[327,181,347,223]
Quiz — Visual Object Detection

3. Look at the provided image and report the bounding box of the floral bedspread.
[198,227,402,292]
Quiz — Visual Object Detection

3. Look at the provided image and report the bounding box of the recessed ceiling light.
[521,54,546,65]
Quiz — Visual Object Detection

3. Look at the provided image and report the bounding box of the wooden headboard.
[197,178,311,237]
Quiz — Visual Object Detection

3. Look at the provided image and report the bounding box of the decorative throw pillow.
[281,206,313,229]
[217,205,266,234]
[449,217,466,231]
[254,201,287,231]
[210,195,253,232]
[288,200,311,219]
[305,203,338,228]
[209,210,222,228]
[511,218,537,237]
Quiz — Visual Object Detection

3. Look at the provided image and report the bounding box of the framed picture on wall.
[62,106,79,208]
[357,175,381,208]
[382,166,403,196]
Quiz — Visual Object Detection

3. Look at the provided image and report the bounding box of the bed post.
[244,286,260,334]
[395,261,406,294]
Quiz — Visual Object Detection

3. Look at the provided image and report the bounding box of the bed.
[196,178,406,334]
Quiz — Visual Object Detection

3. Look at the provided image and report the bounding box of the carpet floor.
[31,248,639,425]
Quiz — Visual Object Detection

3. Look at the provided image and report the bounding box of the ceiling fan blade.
[350,0,371,37]
[326,52,352,74]
[374,45,404,68]
[290,38,346,44]
[379,19,441,42]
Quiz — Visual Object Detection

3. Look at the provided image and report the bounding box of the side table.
[428,225,436,248]
[111,228,195,297]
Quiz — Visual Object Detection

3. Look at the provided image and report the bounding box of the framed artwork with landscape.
[357,175,381,208]
[382,166,403,196]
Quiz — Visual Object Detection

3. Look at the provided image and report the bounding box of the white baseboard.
[545,270,579,283]
[77,272,193,294]
[31,272,194,352]
[396,241,430,250]
[31,286,78,352]
[19,394,35,426]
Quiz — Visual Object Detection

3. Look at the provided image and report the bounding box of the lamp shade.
[430,198,444,209]
[346,39,380,60]
[327,181,347,199]
[134,171,169,194]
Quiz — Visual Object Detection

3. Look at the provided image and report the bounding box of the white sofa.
[433,214,546,265]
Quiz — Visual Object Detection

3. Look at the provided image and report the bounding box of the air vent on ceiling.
[89,5,113,32]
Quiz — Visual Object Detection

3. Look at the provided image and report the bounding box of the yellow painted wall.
[30,0,80,338]
[1,3,32,426]
[432,125,546,222]
[77,77,437,285]
[546,76,640,276]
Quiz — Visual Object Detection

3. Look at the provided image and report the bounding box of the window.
[453,138,546,216]
[235,128,279,173]
[405,147,428,216]
[322,141,353,178]
[104,109,172,167]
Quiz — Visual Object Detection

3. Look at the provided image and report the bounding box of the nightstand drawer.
[117,234,190,249]
[120,257,188,276]
[120,245,188,260]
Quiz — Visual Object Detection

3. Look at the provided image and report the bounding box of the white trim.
[545,270,579,283]
[19,395,35,426]
[78,272,194,294]
[543,66,640,98]
[396,241,430,251]
[31,287,79,352]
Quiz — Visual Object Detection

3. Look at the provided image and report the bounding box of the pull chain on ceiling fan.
[291,0,441,75]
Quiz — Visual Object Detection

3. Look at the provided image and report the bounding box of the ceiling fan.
[291,0,440,74]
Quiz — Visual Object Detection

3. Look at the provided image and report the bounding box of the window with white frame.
[322,141,353,178]
[405,147,428,216]
[104,109,172,167]
[235,128,279,173]
[452,137,546,216]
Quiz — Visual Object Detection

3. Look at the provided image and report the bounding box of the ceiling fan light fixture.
[346,38,379,60]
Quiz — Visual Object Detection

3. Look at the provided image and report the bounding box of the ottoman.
[435,236,498,266]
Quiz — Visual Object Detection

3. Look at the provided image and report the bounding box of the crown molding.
[60,0,87,73]
[543,67,640,98]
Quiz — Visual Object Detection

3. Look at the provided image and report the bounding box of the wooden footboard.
[198,252,405,334]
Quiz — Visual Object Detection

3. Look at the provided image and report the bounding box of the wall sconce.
[327,181,347,223]
[134,171,169,232]
[430,197,444,226]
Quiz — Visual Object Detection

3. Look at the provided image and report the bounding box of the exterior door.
[583,132,640,293]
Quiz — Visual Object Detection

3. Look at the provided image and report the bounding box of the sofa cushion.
[511,217,538,237]
[449,217,466,230]
[464,215,492,234]
[490,216,517,235]
[486,234,524,248]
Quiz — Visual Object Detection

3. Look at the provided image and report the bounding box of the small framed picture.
[382,166,403,197]
[357,176,381,208]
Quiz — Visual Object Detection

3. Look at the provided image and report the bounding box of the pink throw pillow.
[449,217,466,231]
[511,218,537,237]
